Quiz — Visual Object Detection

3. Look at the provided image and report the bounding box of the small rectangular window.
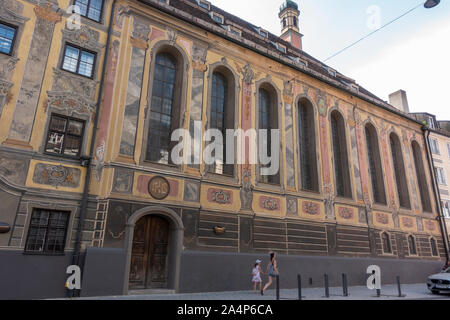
[0,22,17,55]
[25,209,70,254]
[198,0,210,10]
[45,115,85,157]
[436,167,447,186]
[62,44,96,78]
[212,13,224,24]
[259,30,268,38]
[447,143,450,158]
[74,0,103,22]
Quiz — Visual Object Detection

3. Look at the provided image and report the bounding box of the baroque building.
[0,0,448,298]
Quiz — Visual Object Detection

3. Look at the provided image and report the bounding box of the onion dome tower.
[279,0,303,50]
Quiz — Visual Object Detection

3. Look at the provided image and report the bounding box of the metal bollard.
[397,276,403,297]
[324,274,330,298]
[342,273,348,297]
[298,274,302,301]
[276,275,280,300]
[376,289,381,297]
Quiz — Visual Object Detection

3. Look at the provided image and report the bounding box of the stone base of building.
[0,248,444,299]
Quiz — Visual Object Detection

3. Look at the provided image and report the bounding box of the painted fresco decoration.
[242,63,254,85]
[32,163,80,188]
[208,188,233,205]
[302,201,320,216]
[424,220,437,232]
[61,25,104,52]
[338,207,354,220]
[402,217,414,228]
[286,197,298,215]
[148,176,171,200]
[240,166,253,210]
[260,196,280,211]
[316,90,327,116]
[375,212,389,225]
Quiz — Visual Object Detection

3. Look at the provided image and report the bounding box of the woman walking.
[261,252,279,295]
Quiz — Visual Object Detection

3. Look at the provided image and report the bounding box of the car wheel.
[431,290,440,295]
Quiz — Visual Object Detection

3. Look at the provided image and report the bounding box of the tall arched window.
[146,52,179,164]
[412,141,432,212]
[430,237,438,257]
[208,67,235,176]
[365,124,386,204]
[382,232,391,254]
[390,133,411,209]
[258,85,280,185]
[408,235,417,255]
[298,99,318,192]
[330,111,351,198]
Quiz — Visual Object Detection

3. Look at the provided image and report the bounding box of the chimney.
[279,0,303,51]
[389,90,410,113]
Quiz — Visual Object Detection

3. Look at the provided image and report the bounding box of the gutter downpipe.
[70,0,117,297]
[423,126,449,264]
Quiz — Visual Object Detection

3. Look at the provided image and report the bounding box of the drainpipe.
[70,0,117,297]
[422,126,449,264]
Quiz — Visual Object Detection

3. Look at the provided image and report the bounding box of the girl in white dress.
[252,260,263,293]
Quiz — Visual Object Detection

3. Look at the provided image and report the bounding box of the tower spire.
[279,0,303,50]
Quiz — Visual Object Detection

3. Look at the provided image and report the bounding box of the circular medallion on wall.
[148,176,171,200]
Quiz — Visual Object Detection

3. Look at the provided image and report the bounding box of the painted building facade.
[0,0,448,299]
[410,113,450,244]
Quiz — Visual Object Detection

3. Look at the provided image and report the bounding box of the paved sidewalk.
[76,284,450,300]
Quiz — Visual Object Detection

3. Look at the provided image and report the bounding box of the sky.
[210,0,450,120]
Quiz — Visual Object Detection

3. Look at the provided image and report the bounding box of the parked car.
[427,268,450,294]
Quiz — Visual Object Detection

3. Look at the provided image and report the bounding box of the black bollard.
[376,289,381,297]
[342,273,348,297]
[298,274,302,300]
[324,274,330,298]
[276,275,280,300]
[397,276,403,297]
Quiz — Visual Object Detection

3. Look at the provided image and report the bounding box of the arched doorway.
[123,207,184,293]
[129,215,170,289]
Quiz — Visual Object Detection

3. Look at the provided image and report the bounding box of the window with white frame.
[447,143,450,158]
[430,138,440,155]
[435,167,447,185]
[211,12,224,24]
[441,201,450,219]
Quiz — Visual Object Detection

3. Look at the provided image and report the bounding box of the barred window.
[390,133,410,209]
[298,99,318,192]
[62,44,96,78]
[365,124,386,204]
[412,141,432,212]
[382,232,391,254]
[25,209,70,254]
[74,0,103,22]
[258,86,279,185]
[408,235,417,255]
[331,111,351,198]
[45,115,85,157]
[146,53,177,164]
[0,22,16,55]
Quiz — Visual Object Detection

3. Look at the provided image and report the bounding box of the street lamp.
[424,0,440,9]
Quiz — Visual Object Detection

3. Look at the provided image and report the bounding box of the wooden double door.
[129,216,170,289]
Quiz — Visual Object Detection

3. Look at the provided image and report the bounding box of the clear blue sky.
[211,0,450,120]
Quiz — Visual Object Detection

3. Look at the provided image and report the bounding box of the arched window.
[258,85,280,185]
[430,237,438,257]
[330,111,351,198]
[365,124,386,204]
[208,67,236,176]
[390,133,410,209]
[146,52,180,164]
[412,141,432,212]
[382,232,391,254]
[408,235,417,255]
[298,99,318,192]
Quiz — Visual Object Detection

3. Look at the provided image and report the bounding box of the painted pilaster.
[348,108,363,200]
[187,43,208,169]
[6,2,61,145]
[283,80,295,189]
[119,18,150,157]
[239,63,254,212]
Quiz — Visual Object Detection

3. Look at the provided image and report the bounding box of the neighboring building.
[0,0,447,299]
[409,112,450,244]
